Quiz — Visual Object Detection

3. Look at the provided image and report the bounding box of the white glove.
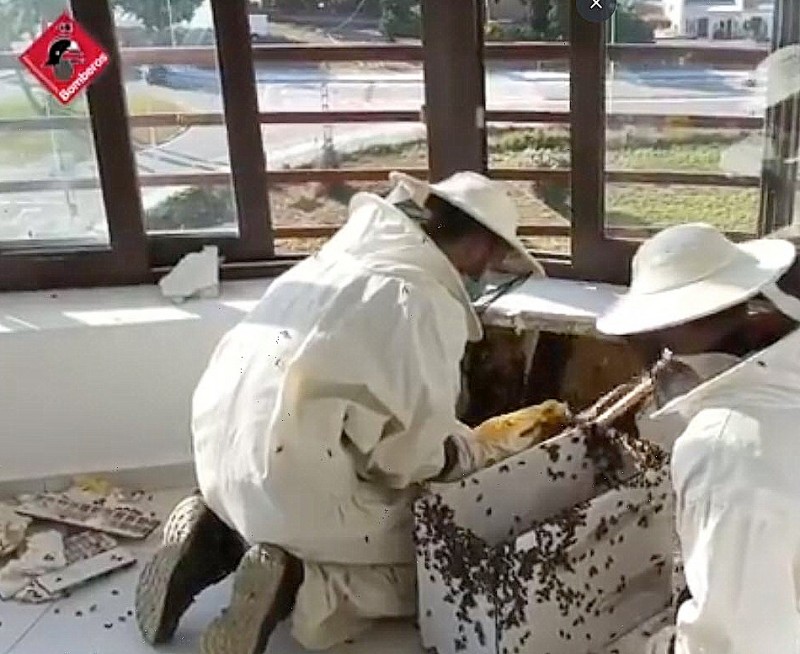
[436,402,570,481]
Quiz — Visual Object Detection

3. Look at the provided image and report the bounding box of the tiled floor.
[1,488,667,654]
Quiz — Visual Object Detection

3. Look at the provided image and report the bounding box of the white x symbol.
[591,0,602,8]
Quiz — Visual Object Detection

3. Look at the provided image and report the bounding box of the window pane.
[605,35,771,236]
[144,183,236,234]
[0,3,107,245]
[263,121,426,170]
[501,180,571,256]
[257,61,425,114]
[271,180,394,256]
[253,8,427,249]
[520,234,570,256]
[606,183,761,234]
[257,4,412,47]
[267,121,426,253]
[113,0,236,234]
[485,0,571,254]
[792,134,800,228]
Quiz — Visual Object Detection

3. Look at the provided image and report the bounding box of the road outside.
[0,62,773,243]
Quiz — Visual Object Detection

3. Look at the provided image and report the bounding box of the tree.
[112,0,204,44]
[545,0,568,41]
[268,0,382,16]
[0,0,66,47]
[379,0,419,40]
[518,0,549,35]
[145,186,235,231]
[537,0,653,43]
[610,4,655,43]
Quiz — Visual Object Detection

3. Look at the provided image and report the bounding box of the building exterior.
[485,0,772,41]
[664,0,774,40]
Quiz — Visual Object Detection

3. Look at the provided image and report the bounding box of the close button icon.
[576,0,617,23]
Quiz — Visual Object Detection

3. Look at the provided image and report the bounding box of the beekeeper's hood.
[387,170,546,277]
[597,223,797,337]
[327,188,484,341]
[593,223,800,422]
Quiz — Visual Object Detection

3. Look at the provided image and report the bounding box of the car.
[145,64,169,86]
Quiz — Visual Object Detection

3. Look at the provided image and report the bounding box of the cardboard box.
[414,427,672,654]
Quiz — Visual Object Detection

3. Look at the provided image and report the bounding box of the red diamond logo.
[18,12,110,106]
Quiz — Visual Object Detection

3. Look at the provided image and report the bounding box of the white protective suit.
[192,192,489,649]
[645,326,800,654]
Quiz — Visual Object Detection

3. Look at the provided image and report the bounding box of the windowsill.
[481,277,625,337]
[0,279,270,334]
[0,276,625,337]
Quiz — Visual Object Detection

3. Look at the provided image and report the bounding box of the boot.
[135,493,246,644]
[201,544,303,654]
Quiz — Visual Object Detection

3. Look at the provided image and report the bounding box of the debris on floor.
[74,475,116,497]
[14,491,160,540]
[158,244,220,303]
[36,546,136,596]
[1,477,161,605]
[0,531,66,600]
[13,579,60,604]
[64,530,120,564]
[0,504,31,558]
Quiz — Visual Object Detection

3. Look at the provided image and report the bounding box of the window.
[484,0,571,258]
[252,27,428,256]
[112,0,238,239]
[0,0,797,291]
[0,1,107,246]
[0,0,149,290]
[605,43,767,239]
[760,40,800,235]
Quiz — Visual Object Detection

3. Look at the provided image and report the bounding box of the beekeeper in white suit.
[597,223,800,654]
[134,171,548,654]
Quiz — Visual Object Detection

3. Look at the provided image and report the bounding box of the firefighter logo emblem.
[19,12,109,105]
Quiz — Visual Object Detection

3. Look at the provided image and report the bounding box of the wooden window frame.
[0,0,798,291]
[759,0,800,234]
[0,0,149,292]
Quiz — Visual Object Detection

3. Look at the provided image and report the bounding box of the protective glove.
[471,399,571,467]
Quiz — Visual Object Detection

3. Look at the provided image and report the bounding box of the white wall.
[0,280,269,485]
[0,275,624,490]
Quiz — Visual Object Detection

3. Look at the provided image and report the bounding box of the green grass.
[610,144,722,171]
[484,128,762,233]
[0,127,87,167]
[606,185,760,232]
[606,140,760,233]
[0,88,188,167]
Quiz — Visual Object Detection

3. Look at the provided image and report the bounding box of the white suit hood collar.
[652,328,800,420]
[323,192,483,341]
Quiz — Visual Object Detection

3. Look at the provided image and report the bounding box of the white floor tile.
[5,559,423,654]
[3,488,660,654]
[0,599,51,654]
